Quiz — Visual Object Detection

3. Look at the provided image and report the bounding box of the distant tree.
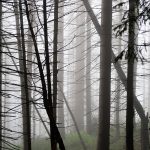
[74,1,85,131]
[86,0,92,135]
[26,0,34,139]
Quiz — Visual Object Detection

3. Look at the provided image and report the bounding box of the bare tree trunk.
[86,3,92,134]
[126,0,137,149]
[43,0,57,149]
[75,1,85,131]
[81,1,149,149]
[57,0,65,137]
[97,0,112,149]
[0,1,2,149]
[114,0,123,140]
[14,1,31,149]
[27,0,34,141]
[51,0,59,150]
[18,0,31,149]
[53,0,59,124]
[114,69,121,140]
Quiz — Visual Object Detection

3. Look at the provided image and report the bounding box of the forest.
[0,0,150,150]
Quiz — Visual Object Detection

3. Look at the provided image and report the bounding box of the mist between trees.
[0,0,150,150]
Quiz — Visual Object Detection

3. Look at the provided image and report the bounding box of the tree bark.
[97,0,112,149]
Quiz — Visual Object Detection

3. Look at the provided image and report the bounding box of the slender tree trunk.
[27,0,34,141]
[53,0,59,123]
[97,0,112,149]
[19,0,31,149]
[86,2,92,134]
[75,1,85,131]
[14,1,31,149]
[126,0,136,149]
[114,0,123,140]
[43,0,57,149]
[0,1,2,149]
[57,0,65,137]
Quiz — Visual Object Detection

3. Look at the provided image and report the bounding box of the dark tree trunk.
[97,0,112,149]
[126,0,136,149]
[53,0,59,123]
[52,0,59,148]
[43,0,57,149]
[57,0,65,137]
[19,0,31,149]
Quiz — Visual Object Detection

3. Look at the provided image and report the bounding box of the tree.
[19,0,31,149]
[57,0,65,137]
[52,0,59,148]
[27,0,34,139]
[126,0,138,149]
[97,0,112,149]
[86,0,92,134]
[53,0,59,123]
[74,1,85,131]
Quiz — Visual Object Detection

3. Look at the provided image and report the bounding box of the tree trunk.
[51,0,60,144]
[27,0,34,140]
[43,0,57,149]
[19,0,31,149]
[86,0,92,135]
[126,0,136,149]
[57,0,65,137]
[53,0,59,124]
[97,0,112,149]
[74,1,85,131]
[14,1,31,149]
